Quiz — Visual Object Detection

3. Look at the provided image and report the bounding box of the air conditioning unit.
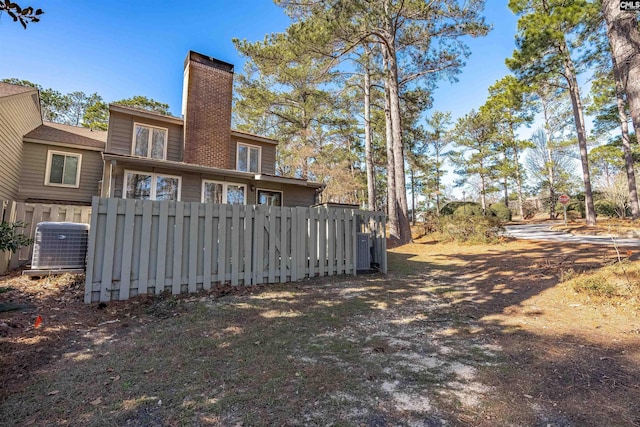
[356,232,371,271]
[31,222,90,270]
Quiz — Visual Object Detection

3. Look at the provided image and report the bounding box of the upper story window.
[45,150,81,188]
[133,123,167,160]
[237,143,261,173]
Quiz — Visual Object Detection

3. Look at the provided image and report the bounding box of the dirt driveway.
[1,238,639,426]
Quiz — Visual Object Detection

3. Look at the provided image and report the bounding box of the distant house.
[0,83,41,202]
[0,51,323,207]
[0,83,106,205]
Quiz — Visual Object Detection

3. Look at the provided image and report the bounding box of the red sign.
[559,195,570,205]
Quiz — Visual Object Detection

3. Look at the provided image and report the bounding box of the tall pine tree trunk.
[602,0,640,136]
[559,42,596,225]
[513,145,525,219]
[480,172,488,215]
[383,58,398,242]
[541,103,557,219]
[503,151,509,207]
[385,44,412,244]
[411,168,416,225]
[364,57,376,211]
[435,150,441,215]
[614,64,640,218]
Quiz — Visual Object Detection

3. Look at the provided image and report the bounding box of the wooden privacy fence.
[1,200,91,270]
[85,197,386,303]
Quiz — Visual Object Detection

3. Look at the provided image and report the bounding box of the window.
[124,170,181,201]
[237,143,261,173]
[45,150,81,188]
[132,123,167,160]
[202,180,246,205]
[257,189,282,207]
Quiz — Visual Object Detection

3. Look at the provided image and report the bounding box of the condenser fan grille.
[31,222,90,270]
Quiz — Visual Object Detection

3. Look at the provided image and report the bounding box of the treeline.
[230,0,640,238]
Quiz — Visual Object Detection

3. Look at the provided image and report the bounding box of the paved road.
[503,222,640,247]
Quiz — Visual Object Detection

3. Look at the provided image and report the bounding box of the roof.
[103,153,324,188]
[109,104,184,125]
[24,122,107,150]
[231,129,279,145]
[0,82,37,98]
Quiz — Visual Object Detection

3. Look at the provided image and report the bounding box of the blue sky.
[0,0,520,125]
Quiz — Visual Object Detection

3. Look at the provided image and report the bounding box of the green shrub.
[0,221,32,253]
[594,200,618,218]
[566,210,582,221]
[572,274,618,298]
[490,203,512,221]
[440,201,481,216]
[565,201,585,218]
[430,215,504,244]
[522,201,537,219]
[453,204,483,217]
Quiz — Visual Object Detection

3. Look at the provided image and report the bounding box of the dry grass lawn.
[1,235,639,426]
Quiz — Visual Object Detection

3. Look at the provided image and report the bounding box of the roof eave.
[230,130,279,145]
[23,137,105,151]
[109,104,184,125]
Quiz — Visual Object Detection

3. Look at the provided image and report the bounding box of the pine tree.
[507,0,599,225]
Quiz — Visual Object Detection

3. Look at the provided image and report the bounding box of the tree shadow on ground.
[1,240,639,426]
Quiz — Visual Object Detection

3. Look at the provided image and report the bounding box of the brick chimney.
[182,51,234,169]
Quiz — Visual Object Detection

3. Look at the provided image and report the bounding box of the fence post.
[267,205,276,283]
[99,198,118,302]
[172,201,184,295]
[119,199,136,301]
[244,205,254,285]
[351,210,357,276]
[84,197,101,303]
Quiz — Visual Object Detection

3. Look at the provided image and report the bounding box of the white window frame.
[44,150,82,188]
[256,188,283,207]
[131,122,168,160]
[201,179,247,205]
[123,169,182,201]
[236,142,262,173]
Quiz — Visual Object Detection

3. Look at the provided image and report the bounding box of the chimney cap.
[185,50,234,73]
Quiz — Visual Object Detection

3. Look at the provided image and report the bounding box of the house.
[100,51,323,207]
[0,83,41,202]
[0,51,323,208]
[0,82,106,206]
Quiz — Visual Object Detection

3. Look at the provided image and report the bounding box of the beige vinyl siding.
[0,92,41,200]
[19,142,102,205]
[106,111,183,162]
[232,136,276,175]
[255,181,317,207]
